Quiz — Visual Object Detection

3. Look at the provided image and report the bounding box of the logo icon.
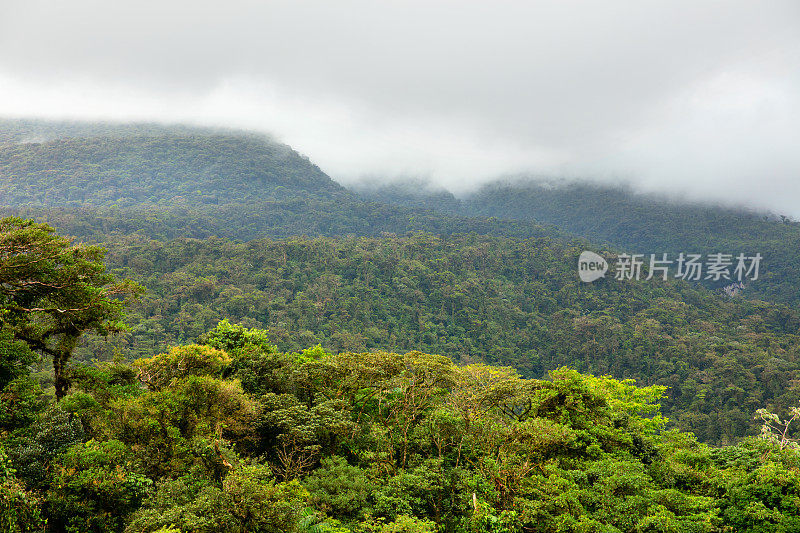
[578,251,608,282]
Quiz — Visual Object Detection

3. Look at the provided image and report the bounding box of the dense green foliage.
[67,232,800,444]
[5,318,800,532]
[3,119,800,530]
[0,202,561,243]
[0,134,345,208]
[358,180,800,305]
[0,217,139,398]
[2,120,799,444]
[0,122,560,242]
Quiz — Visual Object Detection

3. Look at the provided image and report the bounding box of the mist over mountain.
[0,119,568,241]
[2,1,799,215]
[2,118,799,307]
[355,177,800,304]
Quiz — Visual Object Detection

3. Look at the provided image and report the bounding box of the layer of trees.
[63,232,800,445]
[359,179,800,305]
[3,121,799,306]
[5,319,800,532]
[2,217,800,531]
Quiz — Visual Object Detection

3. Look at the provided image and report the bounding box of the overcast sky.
[0,1,798,214]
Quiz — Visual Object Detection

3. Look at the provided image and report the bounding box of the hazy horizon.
[1,1,798,215]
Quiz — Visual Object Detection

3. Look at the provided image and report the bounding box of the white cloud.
[1,0,798,213]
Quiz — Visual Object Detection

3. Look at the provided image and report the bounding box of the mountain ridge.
[356,178,800,305]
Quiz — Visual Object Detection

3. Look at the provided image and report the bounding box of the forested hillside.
[69,232,800,444]
[4,119,798,309]
[0,122,563,241]
[2,119,800,445]
[357,180,800,306]
[0,133,346,207]
[3,119,800,531]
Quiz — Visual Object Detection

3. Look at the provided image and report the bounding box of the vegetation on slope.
[0,133,346,207]
[0,125,564,241]
[69,232,800,444]
[357,179,800,306]
[4,318,800,532]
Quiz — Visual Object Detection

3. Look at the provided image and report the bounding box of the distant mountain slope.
[356,179,800,305]
[4,118,797,305]
[0,120,569,241]
[0,133,348,207]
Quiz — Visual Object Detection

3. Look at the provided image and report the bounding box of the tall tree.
[0,217,139,399]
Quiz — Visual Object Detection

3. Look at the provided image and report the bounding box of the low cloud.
[1,0,798,213]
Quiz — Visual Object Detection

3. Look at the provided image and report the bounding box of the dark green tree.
[0,217,140,399]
